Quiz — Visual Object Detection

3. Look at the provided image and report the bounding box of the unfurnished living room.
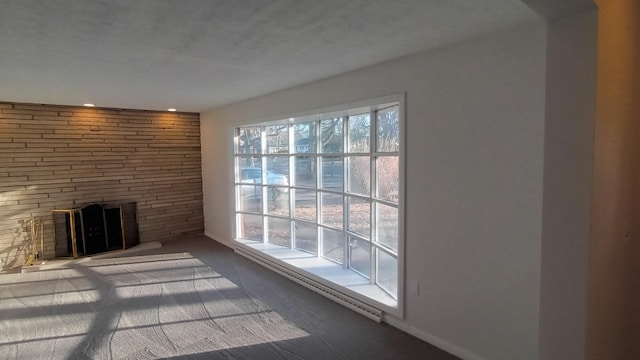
[1,1,638,360]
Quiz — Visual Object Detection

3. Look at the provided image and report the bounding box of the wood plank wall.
[0,102,203,270]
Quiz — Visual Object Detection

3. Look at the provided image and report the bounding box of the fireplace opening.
[53,202,139,258]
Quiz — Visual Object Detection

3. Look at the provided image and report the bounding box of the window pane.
[237,213,262,241]
[265,156,289,185]
[294,156,316,188]
[266,125,289,154]
[237,185,262,213]
[237,127,262,154]
[376,203,398,252]
[267,217,290,248]
[234,99,401,306]
[295,220,317,254]
[238,157,262,182]
[266,186,289,217]
[294,122,316,154]
[321,156,343,191]
[376,156,399,203]
[348,113,370,153]
[321,227,345,264]
[294,189,316,221]
[348,156,370,196]
[376,106,399,152]
[348,196,370,239]
[349,236,370,278]
[320,118,343,153]
[321,193,343,229]
[377,249,398,298]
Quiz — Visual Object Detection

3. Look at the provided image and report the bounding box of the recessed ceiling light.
[168,108,177,112]
[83,103,95,107]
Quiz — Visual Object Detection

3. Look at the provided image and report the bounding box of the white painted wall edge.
[382,315,484,360]
[204,232,234,249]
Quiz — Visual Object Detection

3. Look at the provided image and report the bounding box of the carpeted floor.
[0,235,459,359]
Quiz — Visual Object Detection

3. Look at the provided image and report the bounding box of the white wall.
[201,22,547,360]
[539,9,597,360]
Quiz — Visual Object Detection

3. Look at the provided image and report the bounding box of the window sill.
[237,240,397,309]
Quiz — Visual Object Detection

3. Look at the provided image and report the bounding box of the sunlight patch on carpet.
[0,252,309,359]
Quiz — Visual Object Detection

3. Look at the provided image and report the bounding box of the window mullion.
[342,116,349,269]
[288,124,295,250]
[369,109,377,286]
[314,120,321,256]
[261,126,267,208]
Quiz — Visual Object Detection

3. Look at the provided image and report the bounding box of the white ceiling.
[0,0,564,113]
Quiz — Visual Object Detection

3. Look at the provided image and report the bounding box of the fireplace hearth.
[53,202,139,258]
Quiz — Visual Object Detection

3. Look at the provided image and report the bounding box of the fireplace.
[53,202,139,258]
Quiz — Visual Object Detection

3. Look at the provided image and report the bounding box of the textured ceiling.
[0,0,542,112]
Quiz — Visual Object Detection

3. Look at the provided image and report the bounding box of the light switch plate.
[408,280,420,296]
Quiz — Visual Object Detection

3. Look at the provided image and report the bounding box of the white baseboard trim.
[235,245,383,322]
[382,315,485,360]
[202,232,483,360]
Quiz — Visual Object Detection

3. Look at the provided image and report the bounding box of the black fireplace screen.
[53,202,139,258]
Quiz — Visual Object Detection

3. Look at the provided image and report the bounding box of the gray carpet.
[0,236,459,360]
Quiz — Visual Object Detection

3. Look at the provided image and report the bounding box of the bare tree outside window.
[376,106,399,153]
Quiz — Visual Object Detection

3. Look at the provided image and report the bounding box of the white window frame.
[231,94,405,317]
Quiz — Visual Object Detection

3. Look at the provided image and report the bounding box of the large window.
[234,98,402,306]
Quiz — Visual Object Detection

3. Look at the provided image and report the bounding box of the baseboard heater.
[234,246,383,323]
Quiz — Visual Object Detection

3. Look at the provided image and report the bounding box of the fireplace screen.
[53,202,139,258]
